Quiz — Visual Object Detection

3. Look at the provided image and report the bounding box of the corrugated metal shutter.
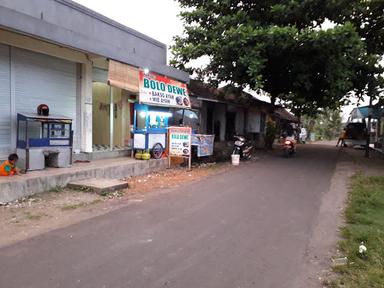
[12,47,79,148]
[0,44,11,159]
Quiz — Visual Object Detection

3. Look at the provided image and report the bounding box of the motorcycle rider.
[281,127,297,153]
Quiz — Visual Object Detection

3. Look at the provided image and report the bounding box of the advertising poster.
[168,126,192,157]
[139,71,190,109]
[191,134,215,157]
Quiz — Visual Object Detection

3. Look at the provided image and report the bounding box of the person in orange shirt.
[0,154,21,176]
[336,128,347,147]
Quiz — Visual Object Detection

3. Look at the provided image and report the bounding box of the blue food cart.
[132,103,172,158]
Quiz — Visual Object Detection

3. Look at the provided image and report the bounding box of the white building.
[0,0,188,160]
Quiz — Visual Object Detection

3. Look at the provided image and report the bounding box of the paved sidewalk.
[0,157,167,203]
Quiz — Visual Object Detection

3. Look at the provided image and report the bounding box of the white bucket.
[231,154,240,166]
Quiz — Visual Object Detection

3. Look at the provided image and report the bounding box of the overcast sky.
[73,0,368,121]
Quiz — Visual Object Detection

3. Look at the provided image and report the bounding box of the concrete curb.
[0,158,168,203]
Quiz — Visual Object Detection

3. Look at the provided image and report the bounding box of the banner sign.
[168,126,192,157]
[191,134,215,157]
[139,71,190,109]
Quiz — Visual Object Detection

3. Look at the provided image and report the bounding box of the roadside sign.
[168,126,192,170]
[191,134,215,157]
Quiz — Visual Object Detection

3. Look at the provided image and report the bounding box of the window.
[168,109,200,133]
[136,110,147,130]
[183,110,200,132]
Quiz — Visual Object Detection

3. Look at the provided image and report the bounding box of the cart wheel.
[152,143,164,159]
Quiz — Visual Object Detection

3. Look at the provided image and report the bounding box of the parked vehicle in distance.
[232,135,254,160]
[345,122,367,147]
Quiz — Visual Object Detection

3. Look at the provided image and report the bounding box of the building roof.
[273,107,299,123]
[188,80,271,109]
[0,0,189,82]
[350,106,384,120]
[188,80,298,122]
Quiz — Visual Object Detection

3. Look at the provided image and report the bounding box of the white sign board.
[139,71,190,109]
[168,127,192,157]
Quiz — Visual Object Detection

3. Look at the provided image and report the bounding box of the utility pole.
[365,86,373,158]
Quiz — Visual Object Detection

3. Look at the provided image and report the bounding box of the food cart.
[133,70,215,160]
[132,70,191,158]
[16,113,73,171]
[132,103,172,158]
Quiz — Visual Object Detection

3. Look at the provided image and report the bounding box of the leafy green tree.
[265,119,278,149]
[302,109,343,140]
[327,0,384,156]
[327,0,384,102]
[172,0,365,115]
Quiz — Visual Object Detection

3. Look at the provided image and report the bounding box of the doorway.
[226,111,236,140]
[92,82,130,151]
[206,103,214,134]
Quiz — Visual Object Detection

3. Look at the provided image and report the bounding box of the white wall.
[0,44,11,159]
[247,110,261,133]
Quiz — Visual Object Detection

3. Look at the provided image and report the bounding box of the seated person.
[0,154,21,176]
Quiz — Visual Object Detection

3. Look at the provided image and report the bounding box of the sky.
[73,0,369,121]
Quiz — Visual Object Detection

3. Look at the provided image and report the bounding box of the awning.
[350,106,384,120]
[107,59,139,93]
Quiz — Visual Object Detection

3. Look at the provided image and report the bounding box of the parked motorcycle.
[281,135,296,158]
[232,135,254,160]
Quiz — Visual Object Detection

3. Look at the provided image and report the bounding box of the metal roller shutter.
[0,44,11,159]
[12,47,78,148]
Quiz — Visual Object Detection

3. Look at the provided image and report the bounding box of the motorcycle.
[281,136,296,158]
[232,135,254,160]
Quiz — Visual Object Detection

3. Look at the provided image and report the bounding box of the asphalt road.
[0,144,339,288]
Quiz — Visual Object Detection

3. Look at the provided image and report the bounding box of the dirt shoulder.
[0,162,231,248]
[295,146,384,287]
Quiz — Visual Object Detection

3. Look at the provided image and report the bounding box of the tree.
[171,0,365,115]
[303,109,343,141]
[265,119,278,149]
[327,0,384,156]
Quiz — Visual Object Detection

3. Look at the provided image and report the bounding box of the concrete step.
[73,149,131,162]
[67,178,128,194]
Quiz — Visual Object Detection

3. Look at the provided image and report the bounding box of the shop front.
[132,70,191,158]
[92,60,138,153]
[0,42,79,160]
[90,60,200,160]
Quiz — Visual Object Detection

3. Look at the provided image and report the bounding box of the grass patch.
[71,186,95,193]
[24,212,45,221]
[330,174,384,287]
[61,199,102,211]
[49,186,65,193]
